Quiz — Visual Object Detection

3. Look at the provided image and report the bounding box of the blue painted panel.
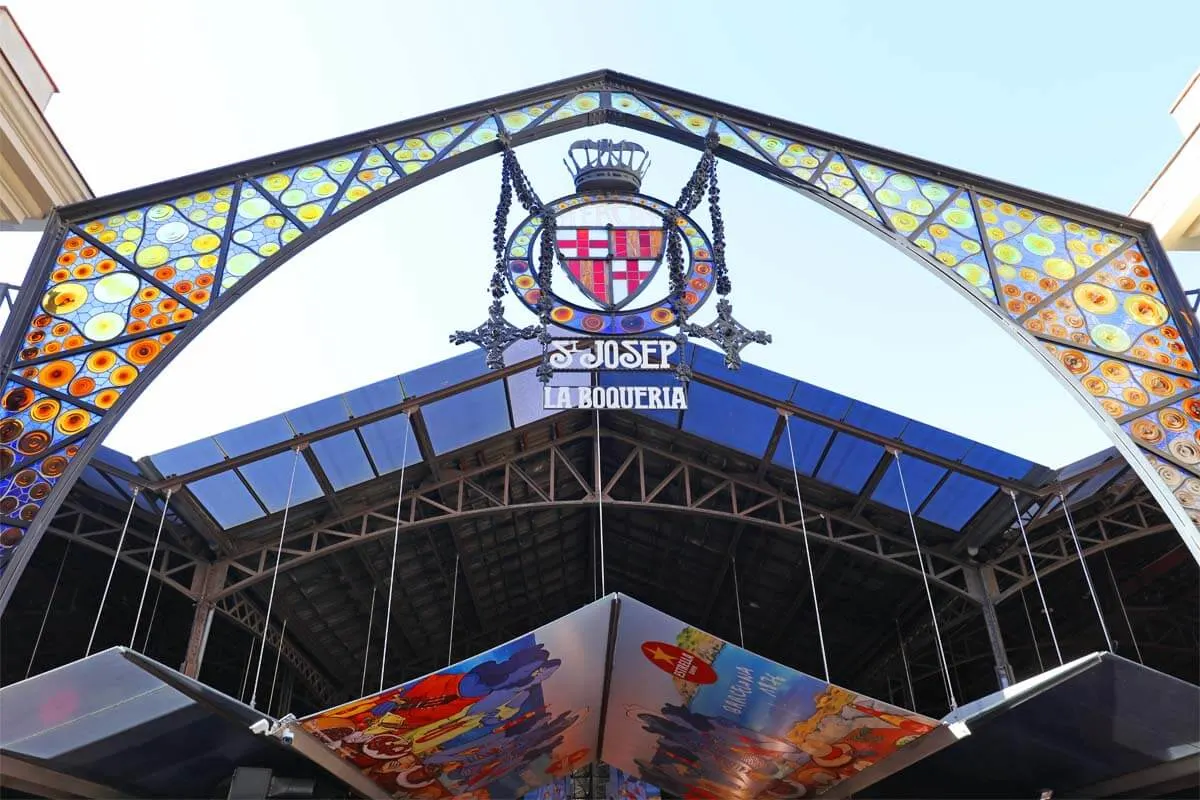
[213,416,295,458]
[815,434,885,493]
[238,452,323,513]
[359,414,420,474]
[148,439,225,477]
[682,381,777,456]
[311,431,375,490]
[771,415,832,475]
[188,472,264,528]
[871,457,947,512]
[286,396,348,434]
[344,377,405,416]
[919,473,997,530]
[400,350,488,398]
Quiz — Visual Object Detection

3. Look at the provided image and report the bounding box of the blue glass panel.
[507,368,584,428]
[422,383,511,454]
[771,415,832,475]
[149,439,225,477]
[791,382,853,419]
[286,396,348,434]
[692,347,797,400]
[310,432,375,490]
[344,377,405,416]
[81,465,120,497]
[962,445,1035,480]
[92,445,142,476]
[188,472,264,528]
[681,382,776,456]
[213,416,295,458]
[598,370,680,427]
[359,414,420,474]
[238,452,323,513]
[899,420,973,461]
[400,350,488,398]
[871,458,947,512]
[919,473,997,530]
[844,402,908,438]
[814,434,885,493]
[1068,462,1125,505]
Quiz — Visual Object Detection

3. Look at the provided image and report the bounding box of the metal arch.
[208,428,978,603]
[4,69,1200,615]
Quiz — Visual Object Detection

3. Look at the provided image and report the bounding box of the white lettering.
[723,665,754,716]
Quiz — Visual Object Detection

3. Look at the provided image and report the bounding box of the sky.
[1,0,1198,468]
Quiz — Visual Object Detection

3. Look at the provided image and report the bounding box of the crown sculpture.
[564,139,650,193]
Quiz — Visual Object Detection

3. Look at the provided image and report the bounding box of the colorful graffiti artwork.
[603,596,940,799]
[298,595,939,799]
[300,598,608,799]
[607,768,662,800]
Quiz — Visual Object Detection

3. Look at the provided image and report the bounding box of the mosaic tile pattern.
[3,82,1198,573]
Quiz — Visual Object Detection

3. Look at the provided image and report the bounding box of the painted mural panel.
[602,595,939,799]
[523,776,571,800]
[607,768,662,800]
[300,597,610,799]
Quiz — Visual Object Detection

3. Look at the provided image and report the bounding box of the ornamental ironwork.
[451,136,771,407]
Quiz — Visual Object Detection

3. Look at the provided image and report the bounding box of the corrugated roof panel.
[213,416,294,458]
[149,439,226,477]
[792,382,854,419]
[899,421,973,461]
[422,382,511,454]
[344,377,405,416]
[508,368,584,428]
[771,415,833,475]
[844,403,908,438]
[311,432,375,490]
[400,350,488,398]
[815,434,886,493]
[692,347,797,400]
[871,458,947,512]
[598,370,680,427]
[358,415,420,474]
[238,452,324,512]
[681,381,778,457]
[286,396,349,434]
[187,472,264,528]
[919,473,997,529]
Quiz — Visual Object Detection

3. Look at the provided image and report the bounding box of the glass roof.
[94,338,1121,535]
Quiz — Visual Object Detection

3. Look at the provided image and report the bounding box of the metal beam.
[0,752,135,799]
[210,430,977,603]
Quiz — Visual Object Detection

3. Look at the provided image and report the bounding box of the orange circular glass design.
[1060,351,1090,375]
[650,308,675,325]
[17,430,50,456]
[1130,419,1164,445]
[56,252,76,267]
[63,334,85,349]
[0,448,12,472]
[0,497,16,516]
[41,454,68,477]
[56,409,90,435]
[51,269,69,282]
[1121,387,1148,407]
[33,314,51,328]
[171,308,193,323]
[154,267,175,281]
[174,280,193,294]
[30,482,50,501]
[72,264,94,279]
[51,323,70,337]
[1082,376,1108,396]
[189,289,210,304]
[86,350,116,372]
[26,331,44,344]
[97,259,116,274]
[139,287,160,301]
[80,246,98,259]
[43,342,61,355]
[13,469,36,487]
[111,365,137,386]
[0,418,22,443]
[1141,372,1174,397]
[159,332,176,345]
[69,377,96,396]
[127,320,148,334]
[1099,360,1129,382]
[126,339,160,365]
[64,236,83,250]
[95,389,119,409]
[1160,409,1189,432]
[149,314,169,328]
[131,302,152,318]
[196,274,214,287]
[30,398,59,422]
[38,360,75,389]
[1184,397,1200,422]
[158,298,178,313]
[1099,399,1123,418]
[550,307,575,323]
[1025,319,1045,333]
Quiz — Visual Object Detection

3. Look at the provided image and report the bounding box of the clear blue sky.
[2,0,1197,467]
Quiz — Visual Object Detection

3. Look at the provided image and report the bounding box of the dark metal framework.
[3,70,1200,617]
[25,402,1190,711]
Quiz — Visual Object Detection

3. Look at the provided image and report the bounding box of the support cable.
[27,540,70,678]
[895,619,915,709]
[239,634,255,702]
[361,585,376,697]
[130,488,172,649]
[1060,493,1113,651]
[595,409,606,596]
[448,554,460,666]
[268,618,287,716]
[731,555,745,648]
[140,565,164,652]
[87,488,139,656]
[894,451,957,710]
[380,414,412,692]
[1010,491,1063,666]
[784,415,829,683]
[1102,549,1143,664]
[1020,587,1046,673]
[250,449,300,709]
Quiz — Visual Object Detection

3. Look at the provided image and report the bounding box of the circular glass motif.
[506,193,716,335]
